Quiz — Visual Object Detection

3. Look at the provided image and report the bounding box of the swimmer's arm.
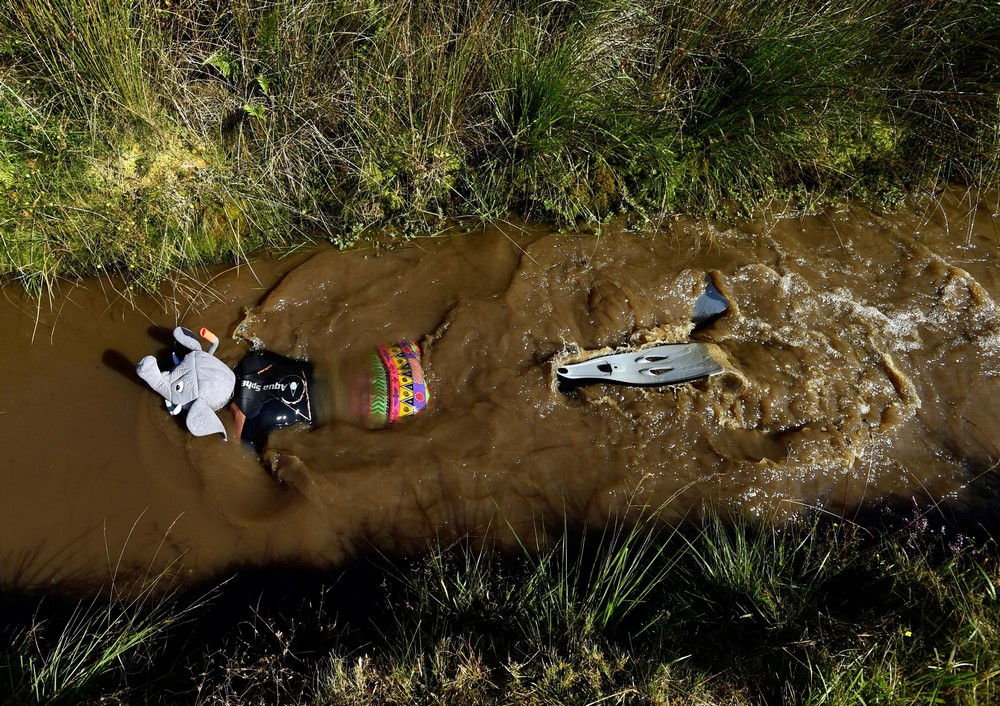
[230,403,246,443]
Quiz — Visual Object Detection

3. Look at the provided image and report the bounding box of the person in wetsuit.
[145,327,428,454]
[228,340,428,450]
[229,350,315,451]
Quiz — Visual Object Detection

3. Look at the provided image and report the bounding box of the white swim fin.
[556,343,724,387]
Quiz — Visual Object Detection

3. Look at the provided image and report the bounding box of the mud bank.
[2,190,999,590]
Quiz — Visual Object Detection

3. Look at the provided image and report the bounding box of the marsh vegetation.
[4,514,1000,705]
[2,2,999,703]
[1,0,997,295]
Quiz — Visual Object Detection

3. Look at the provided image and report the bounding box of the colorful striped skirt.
[363,340,429,427]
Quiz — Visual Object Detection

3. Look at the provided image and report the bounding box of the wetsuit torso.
[232,350,315,450]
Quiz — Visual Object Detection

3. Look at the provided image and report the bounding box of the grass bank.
[3,511,1000,705]
[1,0,998,295]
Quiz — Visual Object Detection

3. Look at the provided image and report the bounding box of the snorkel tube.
[200,327,220,355]
[173,327,220,366]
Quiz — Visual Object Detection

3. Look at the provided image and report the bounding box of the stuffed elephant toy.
[136,326,236,440]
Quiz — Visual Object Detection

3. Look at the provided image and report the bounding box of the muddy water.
[3,190,1000,590]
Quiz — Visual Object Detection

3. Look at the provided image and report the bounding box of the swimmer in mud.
[136,277,729,455]
[228,340,429,450]
[227,349,318,450]
[136,327,430,453]
[136,322,724,457]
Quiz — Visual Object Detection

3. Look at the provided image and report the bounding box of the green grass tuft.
[4,572,208,706]
[4,510,1000,703]
[0,0,997,293]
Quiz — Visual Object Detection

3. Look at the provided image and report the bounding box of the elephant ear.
[185,398,228,440]
[174,326,204,352]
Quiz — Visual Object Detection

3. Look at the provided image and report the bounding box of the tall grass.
[0,0,998,295]
[3,511,1000,704]
[2,572,207,705]
[306,514,1000,705]
[6,0,161,127]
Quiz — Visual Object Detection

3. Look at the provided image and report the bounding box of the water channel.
[3,189,999,591]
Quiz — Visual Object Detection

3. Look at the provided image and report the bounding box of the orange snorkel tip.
[200,327,220,354]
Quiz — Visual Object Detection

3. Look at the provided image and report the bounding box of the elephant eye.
[174,380,184,394]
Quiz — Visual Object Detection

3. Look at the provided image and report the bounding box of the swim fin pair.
[556,276,728,389]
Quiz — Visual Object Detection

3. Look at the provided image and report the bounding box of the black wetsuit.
[232,351,315,450]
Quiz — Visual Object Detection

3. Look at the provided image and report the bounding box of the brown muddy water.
[3,190,1000,591]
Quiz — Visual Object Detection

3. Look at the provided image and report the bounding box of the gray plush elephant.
[136,326,236,440]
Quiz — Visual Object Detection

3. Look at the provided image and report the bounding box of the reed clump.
[1,571,207,706]
[304,515,1000,705]
[3,513,1000,704]
[1,0,998,295]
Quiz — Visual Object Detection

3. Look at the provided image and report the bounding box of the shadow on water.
[3,473,999,706]
[103,349,144,384]
[2,501,995,706]
[843,462,1000,546]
